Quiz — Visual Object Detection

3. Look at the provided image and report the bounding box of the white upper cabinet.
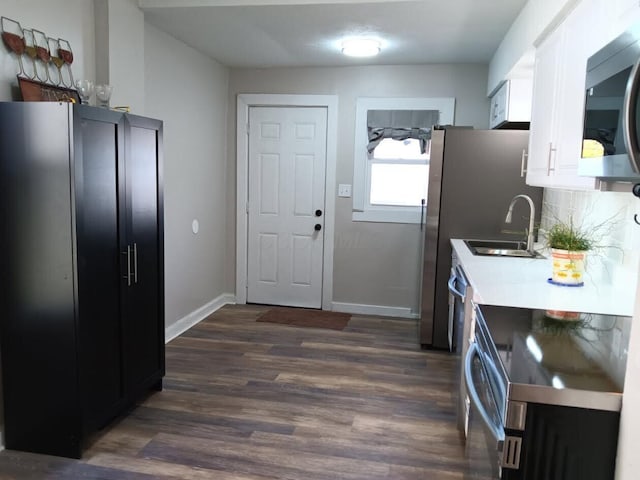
[526,26,562,187]
[526,1,602,190]
[489,79,533,129]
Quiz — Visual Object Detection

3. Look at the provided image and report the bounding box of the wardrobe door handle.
[122,245,131,286]
[133,242,138,284]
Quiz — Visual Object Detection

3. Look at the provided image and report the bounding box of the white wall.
[94,0,145,113]
[144,23,231,329]
[617,283,640,479]
[227,64,490,315]
[1,0,232,355]
[488,0,579,95]
[0,0,95,101]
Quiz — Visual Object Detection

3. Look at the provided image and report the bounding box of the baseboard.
[331,302,419,319]
[165,293,236,343]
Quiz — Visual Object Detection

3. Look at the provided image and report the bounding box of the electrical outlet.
[338,184,352,197]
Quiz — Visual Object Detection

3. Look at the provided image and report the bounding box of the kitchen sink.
[464,239,545,259]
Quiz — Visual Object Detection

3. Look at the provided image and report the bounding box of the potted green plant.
[546,219,592,286]
[546,221,593,252]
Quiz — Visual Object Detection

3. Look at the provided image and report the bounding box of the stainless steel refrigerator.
[419,127,542,349]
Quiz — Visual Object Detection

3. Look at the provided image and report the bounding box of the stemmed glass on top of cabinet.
[75,79,94,105]
[57,38,74,88]
[1,17,26,77]
[95,84,113,108]
[23,29,47,83]
[48,37,65,87]
[33,29,51,84]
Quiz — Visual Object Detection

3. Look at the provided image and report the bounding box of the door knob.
[315,209,323,217]
[314,224,322,231]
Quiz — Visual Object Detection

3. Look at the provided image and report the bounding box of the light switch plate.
[338,184,352,197]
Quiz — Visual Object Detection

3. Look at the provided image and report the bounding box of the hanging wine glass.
[48,37,65,87]
[23,29,44,82]
[1,17,26,77]
[57,38,74,88]
[33,29,51,84]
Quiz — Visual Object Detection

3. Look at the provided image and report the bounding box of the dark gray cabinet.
[0,102,164,458]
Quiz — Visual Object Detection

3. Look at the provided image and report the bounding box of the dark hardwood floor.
[0,304,466,479]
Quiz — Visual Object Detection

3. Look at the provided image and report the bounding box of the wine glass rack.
[1,16,79,103]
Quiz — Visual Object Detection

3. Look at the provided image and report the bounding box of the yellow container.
[551,248,586,285]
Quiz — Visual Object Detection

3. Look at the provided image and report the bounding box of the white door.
[247,106,327,308]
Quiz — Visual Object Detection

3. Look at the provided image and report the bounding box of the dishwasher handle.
[447,271,465,300]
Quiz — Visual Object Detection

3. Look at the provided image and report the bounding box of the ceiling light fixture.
[341,38,381,58]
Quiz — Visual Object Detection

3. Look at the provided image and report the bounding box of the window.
[369,138,429,207]
[352,97,455,223]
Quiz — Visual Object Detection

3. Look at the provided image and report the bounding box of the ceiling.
[139,0,528,68]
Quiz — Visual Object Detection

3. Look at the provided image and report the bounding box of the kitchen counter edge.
[451,238,636,317]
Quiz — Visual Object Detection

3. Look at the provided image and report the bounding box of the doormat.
[256,307,351,331]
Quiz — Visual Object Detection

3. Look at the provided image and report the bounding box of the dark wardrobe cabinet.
[0,102,165,458]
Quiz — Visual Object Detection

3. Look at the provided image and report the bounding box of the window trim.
[352,97,455,224]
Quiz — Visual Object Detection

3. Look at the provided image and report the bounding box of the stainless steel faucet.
[504,194,536,252]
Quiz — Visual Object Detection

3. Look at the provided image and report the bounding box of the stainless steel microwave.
[579,25,640,181]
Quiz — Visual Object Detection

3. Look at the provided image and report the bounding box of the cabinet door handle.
[546,143,556,175]
[122,245,131,286]
[133,242,138,284]
[520,149,528,178]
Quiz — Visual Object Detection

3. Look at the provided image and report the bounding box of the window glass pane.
[372,138,430,160]
[370,163,429,206]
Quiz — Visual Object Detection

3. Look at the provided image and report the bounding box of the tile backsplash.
[574,313,631,391]
[541,189,640,286]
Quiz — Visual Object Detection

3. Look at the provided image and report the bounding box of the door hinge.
[246,202,249,214]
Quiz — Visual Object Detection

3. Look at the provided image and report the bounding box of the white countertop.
[451,239,637,317]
